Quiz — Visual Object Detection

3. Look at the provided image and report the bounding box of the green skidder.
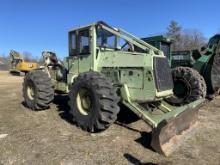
[23,21,204,156]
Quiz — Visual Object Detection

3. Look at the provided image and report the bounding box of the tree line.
[166,20,207,51]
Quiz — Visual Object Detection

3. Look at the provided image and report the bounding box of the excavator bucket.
[151,104,200,156]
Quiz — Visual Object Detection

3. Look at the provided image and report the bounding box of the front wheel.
[68,71,120,132]
[166,67,206,105]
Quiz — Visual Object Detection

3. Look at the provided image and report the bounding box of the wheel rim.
[76,88,92,116]
[173,78,191,99]
[27,83,35,100]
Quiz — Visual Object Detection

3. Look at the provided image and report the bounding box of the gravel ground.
[0,71,220,165]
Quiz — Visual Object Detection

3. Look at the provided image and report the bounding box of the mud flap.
[151,106,199,156]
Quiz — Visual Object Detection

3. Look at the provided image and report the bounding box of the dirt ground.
[0,71,220,165]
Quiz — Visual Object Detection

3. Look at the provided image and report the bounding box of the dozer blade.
[151,105,199,156]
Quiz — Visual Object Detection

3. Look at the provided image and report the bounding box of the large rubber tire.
[69,71,120,132]
[23,70,54,110]
[166,67,206,105]
[209,41,220,95]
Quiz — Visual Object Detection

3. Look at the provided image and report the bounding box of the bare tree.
[22,51,38,62]
[0,53,10,70]
[179,29,206,50]
[166,21,206,51]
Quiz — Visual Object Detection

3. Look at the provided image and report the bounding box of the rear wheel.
[166,67,206,105]
[23,70,54,110]
[69,71,120,132]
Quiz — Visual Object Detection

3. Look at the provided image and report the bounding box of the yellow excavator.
[9,50,38,75]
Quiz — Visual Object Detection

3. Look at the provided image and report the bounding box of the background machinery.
[143,34,220,100]
[142,35,207,104]
[172,34,220,98]
[9,50,38,75]
[22,21,204,156]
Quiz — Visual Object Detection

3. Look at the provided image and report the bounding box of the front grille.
[153,57,173,92]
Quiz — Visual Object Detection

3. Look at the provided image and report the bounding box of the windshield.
[97,28,116,49]
[96,26,142,52]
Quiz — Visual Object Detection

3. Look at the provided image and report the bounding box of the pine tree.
[166,21,182,51]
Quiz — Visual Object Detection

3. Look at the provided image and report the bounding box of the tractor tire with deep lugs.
[166,67,206,105]
[23,70,54,110]
[69,71,120,132]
